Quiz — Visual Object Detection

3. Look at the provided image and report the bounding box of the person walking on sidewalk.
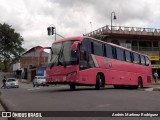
[1,76,7,89]
[154,72,159,83]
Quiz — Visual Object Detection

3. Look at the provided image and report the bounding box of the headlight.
[66,71,77,77]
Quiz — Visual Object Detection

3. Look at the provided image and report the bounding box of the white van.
[33,76,49,87]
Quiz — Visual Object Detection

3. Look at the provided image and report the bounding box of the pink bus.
[40,36,152,90]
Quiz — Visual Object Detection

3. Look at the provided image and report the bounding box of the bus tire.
[95,74,102,90]
[70,83,76,90]
[138,78,143,88]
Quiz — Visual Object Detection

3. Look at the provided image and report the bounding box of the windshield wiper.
[50,49,54,61]
[50,45,63,69]
[50,42,67,68]
[50,55,58,69]
[60,46,66,67]
[57,45,66,67]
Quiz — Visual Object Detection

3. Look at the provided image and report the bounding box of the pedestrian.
[154,72,158,83]
[1,76,7,89]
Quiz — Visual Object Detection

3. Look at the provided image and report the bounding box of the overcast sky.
[1,0,160,50]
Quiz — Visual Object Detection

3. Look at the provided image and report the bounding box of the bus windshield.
[48,41,78,67]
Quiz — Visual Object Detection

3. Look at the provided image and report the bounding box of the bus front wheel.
[95,74,103,90]
[138,78,143,88]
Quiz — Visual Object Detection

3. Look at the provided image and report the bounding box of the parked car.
[6,78,19,88]
[33,76,49,87]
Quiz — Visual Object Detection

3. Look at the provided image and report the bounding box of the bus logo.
[55,69,60,74]
[109,63,112,68]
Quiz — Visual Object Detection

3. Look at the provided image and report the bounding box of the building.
[85,25,160,76]
[13,46,49,80]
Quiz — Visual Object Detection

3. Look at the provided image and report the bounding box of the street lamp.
[111,12,117,33]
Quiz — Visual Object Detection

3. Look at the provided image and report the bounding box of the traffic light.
[47,27,51,35]
[51,27,55,35]
[47,27,55,35]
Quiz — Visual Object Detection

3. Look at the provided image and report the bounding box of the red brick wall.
[20,56,48,68]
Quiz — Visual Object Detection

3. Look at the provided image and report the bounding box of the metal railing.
[85,25,160,37]
[132,47,159,51]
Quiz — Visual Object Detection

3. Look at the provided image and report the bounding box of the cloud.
[0,0,160,50]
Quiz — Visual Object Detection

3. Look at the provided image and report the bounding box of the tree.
[0,23,26,71]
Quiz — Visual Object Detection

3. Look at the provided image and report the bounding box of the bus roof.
[53,36,84,44]
[52,36,149,57]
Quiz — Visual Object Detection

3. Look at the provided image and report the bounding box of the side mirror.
[39,47,52,57]
[71,41,81,52]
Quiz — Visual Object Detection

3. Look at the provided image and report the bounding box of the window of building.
[139,41,152,47]
[133,53,140,64]
[153,41,158,47]
[151,61,156,64]
[126,40,131,43]
[111,39,120,45]
[125,50,131,62]
[153,41,159,51]
[139,41,152,51]
[116,48,124,61]
[132,41,138,50]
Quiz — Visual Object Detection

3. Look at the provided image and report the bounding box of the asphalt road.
[0,82,160,120]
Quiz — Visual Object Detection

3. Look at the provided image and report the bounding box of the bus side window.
[133,53,140,64]
[112,47,117,59]
[105,44,113,58]
[80,39,90,70]
[103,44,106,57]
[138,54,141,64]
[145,56,150,66]
[91,42,94,54]
[130,52,134,63]
[93,41,103,56]
[81,38,92,54]
[140,55,145,65]
[116,48,124,61]
[81,39,87,52]
[80,38,96,70]
[125,50,131,62]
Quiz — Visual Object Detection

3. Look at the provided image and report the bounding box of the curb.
[144,87,160,91]
[153,88,160,91]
